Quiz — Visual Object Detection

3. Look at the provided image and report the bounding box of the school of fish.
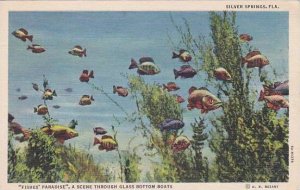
[10,27,289,154]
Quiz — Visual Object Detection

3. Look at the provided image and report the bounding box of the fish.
[12,28,33,42]
[68,45,87,57]
[173,94,185,103]
[34,104,48,115]
[8,114,25,134]
[94,127,107,135]
[172,49,192,62]
[214,67,232,81]
[163,82,180,92]
[129,57,160,75]
[32,83,39,91]
[172,136,191,152]
[8,114,31,142]
[113,86,128,97]
[158,119,184,131]
[258,90,289,111]
[65,88,73,92]
[242,51,269,68]
[18,95,28,100]
[16,88,21,92]
[27,44,46,53]
[239,34,253,42]
[42,89,57,100]
[263,80,289,96]
[41,124,79,144]
[79,70,94,82]
[173,65,197,79]
[52,105,61,109]
[187,86,222,113]
[79,95,94,106]
[93,135,117,151]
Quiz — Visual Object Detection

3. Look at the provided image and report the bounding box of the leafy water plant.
[25,129,62,182]
[173,11,288,182]
[128,75,184,182]
[58,144,108,182]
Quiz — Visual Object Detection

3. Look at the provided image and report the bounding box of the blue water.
[9,12,288,167]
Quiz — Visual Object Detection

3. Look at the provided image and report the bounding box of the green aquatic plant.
[128,75,184,182]
[58,144,108,182]
[173,11,288,182]
[8,133,17,182]
[123,141,142,183]
[25,129,62,182]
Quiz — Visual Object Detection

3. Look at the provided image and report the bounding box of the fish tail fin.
[91,95,94,101]
[89,70,94,78]
[27,45,32,50]
[93,137,100,146]
[129,58,138,69]
[172,52,179,59]
[27,35,33,42]
[52,90,57,96]
[93,128,96,134]
[34,107,37,113]
[258,90,265,101]
[83,48,87,57]
[113,85,117,94]
[173,69,179,79]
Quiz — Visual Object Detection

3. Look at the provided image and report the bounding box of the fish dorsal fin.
[199,87,209,91]
[245,50,261,59]
[82,70,88,74]
[188,86,197,94]
[179,49,187,54]
[180,65,192,69]
[167,82,175,85]
[139,57,154,63]
[116,86,123,89]
[32,44,40,47]
[82,95,90,98]
[19,28,28,35]
[74,45,82,50]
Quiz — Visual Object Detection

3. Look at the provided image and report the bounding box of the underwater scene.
[8,11,289,182]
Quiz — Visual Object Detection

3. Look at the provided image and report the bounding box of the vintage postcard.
[0,1,300,190]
